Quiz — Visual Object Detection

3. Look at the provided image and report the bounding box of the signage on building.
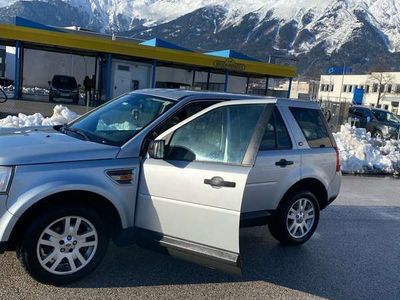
[327,66,352,75]
[213,58,246,72]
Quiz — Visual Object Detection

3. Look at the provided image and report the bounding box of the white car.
[0,90,341,284]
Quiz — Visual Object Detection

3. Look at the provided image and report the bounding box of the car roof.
[130,88,265,101]
[352,105,389,113]
[130,89,320,109]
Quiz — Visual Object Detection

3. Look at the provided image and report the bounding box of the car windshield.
[52,76,78,89]
[372,109,400,123]
[67,93,175,146]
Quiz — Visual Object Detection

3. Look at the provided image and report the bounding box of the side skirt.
[134,228,241,276]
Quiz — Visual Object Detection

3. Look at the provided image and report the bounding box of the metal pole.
[151,60,157,88]
[338,62,345,102]
[287,78,293,98]
[191,70,196,89]
[245,77,250,94]
[206,71,211,90]
[224,70,229,92]
[105,53,112,101]
[265,76,270,96]
[93,56,98,106]
[13,41,21,99]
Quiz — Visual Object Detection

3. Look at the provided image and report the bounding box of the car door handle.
[204,177,236,188]
[275,159,294,167]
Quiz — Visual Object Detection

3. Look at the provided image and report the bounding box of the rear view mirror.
[148,140,165,159]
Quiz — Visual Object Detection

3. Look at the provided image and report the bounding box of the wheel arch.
[8,190,123,249]
[279,178,329,210]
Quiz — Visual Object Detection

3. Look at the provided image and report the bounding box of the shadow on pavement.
[70,205,400,299]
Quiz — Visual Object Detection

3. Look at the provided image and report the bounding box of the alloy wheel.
[36,216,98,275]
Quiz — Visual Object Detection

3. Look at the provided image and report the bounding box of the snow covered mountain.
[1,0,400,76]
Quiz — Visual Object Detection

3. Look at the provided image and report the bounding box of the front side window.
[166,104,265,164]
[68,93,174,146]
[290,107,333,148]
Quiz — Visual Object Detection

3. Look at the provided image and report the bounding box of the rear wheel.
[16,204,109,285]
[269,191,320,245]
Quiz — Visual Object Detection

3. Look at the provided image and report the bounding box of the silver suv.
[0,89,341,284]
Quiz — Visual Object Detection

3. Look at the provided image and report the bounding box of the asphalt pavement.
[0,175,399,299]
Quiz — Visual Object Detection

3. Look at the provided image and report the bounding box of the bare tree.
[367,72,395,106]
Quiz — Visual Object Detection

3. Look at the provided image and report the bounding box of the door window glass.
[166,104,265,164]
[290,107,333,148]
[259,108,292,151]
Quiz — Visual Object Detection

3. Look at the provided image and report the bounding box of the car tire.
[268,191,320,246]
[16,204,109,285]
[372,130,383,140]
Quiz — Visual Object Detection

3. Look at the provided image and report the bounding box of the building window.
[371,104,375,107]
[384,105,389,110]
[387,84,393,93]
[320,84,325,92]
[380,85,385,93]
[353,85,358,91]
[330,85,334,92]
[373,84,379,93]
[343,85,347,92]
[348,85,353,93]
[365,85,370,93]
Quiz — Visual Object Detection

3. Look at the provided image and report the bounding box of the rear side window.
[259,108,292,151]
[290,107,333,148]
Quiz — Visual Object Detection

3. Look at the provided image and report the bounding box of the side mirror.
[366,116,371,122]
[148,140,165,159]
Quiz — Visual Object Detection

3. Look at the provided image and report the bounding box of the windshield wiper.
[62,126,91,141]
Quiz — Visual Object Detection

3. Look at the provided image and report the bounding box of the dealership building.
[318,72,400,114]
[0,17,296,109]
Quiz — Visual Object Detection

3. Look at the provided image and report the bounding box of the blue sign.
[353,88,364,105]
[327,66,352,75]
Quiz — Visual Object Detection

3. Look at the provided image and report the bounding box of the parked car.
[348,105,400,139]
[0,89,341,285]
[48,75,80,104]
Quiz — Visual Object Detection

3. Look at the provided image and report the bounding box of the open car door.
[135,100,275,274]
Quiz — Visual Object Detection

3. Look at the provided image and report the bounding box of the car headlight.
[0,167,13,193]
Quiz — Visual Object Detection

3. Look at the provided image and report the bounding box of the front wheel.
[372,130,383,140]
[16,205,109,285]
[269,191,320,245]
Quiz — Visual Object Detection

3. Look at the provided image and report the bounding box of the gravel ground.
[0,175,399,300]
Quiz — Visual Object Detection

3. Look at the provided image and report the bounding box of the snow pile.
[0,105,79,128]
[22,87,49,96]
[333,124,400,174]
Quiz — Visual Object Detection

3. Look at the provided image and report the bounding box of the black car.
[48,75,80,104]
[348,105,400,139]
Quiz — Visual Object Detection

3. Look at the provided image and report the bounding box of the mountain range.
[1,0,400,77]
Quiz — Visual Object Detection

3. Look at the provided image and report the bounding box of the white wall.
[112,59,151,98]
[156,67,193,85]
[227,75,247,94]
[22,49,96,88]
[5,46,15,80]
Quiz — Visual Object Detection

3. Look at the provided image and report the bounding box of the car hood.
[0,127,120,165]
